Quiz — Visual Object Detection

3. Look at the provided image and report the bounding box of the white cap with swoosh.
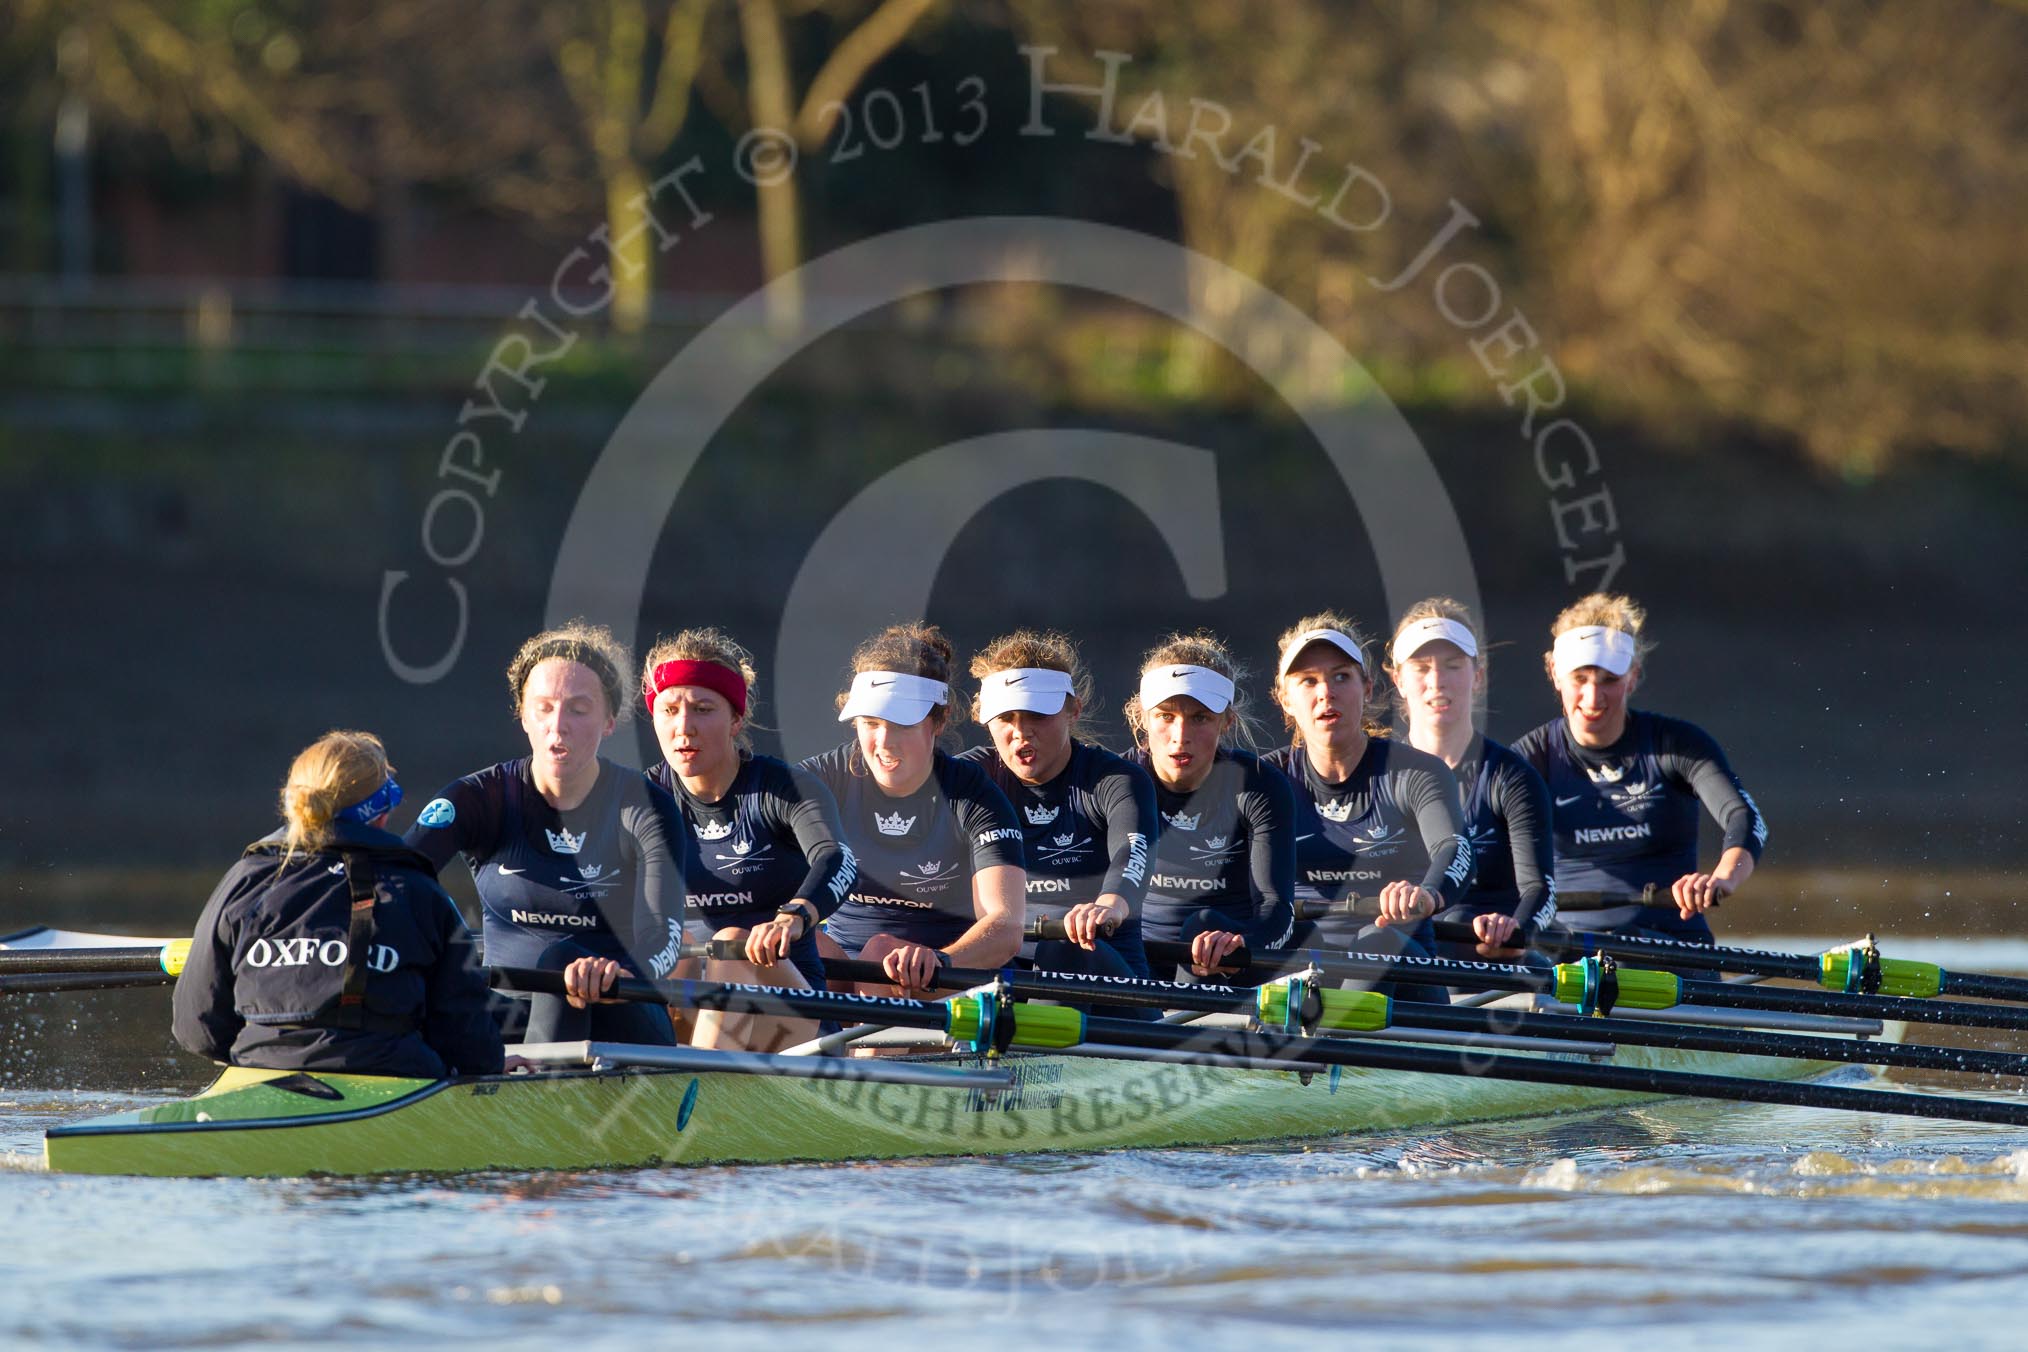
[838,670,950,725]
[1552,625,1637,677]
[1138,664,1236,715]
[977,667,1075,722]
[1276,627,1366,678]
[1390,617,1480,664]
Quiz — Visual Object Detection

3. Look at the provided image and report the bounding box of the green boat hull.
[44,1043,1843,1178]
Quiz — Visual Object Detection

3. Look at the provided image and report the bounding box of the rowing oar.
[1293,896,2028,1006]
[1489,924,2028,1005]
[1133,935,2028,1033]
[800,945,2028,1082]
[487,965,2028,1129]
[0,940,189,994]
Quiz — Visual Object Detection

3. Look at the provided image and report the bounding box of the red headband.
[644,660,748,716]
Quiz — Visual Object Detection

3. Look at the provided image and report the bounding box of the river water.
[8,941,2028,1349]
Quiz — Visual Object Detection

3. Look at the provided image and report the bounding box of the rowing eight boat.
[44,1031,1853,1178]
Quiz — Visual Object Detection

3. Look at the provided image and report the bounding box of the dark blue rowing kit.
[1132,748,1297,955]
[1437,736,1557,948]
[406,757,686,1044]
[959,740,1158,982]
[802,745,1025,955]
[1514,710,1767,942]
[648,754,854,984]
[1263,739,1468,1002]
[174,820,503,1078]
[1262,739,1471,942]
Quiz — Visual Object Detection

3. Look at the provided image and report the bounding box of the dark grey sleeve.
[625,779,688,978]
[774,765,857,919]
[1094,763,1157,907]
[1240,763,1297,950]
[171,860,257,1062]
[956,785,1026,873]
[1403,763,1472,907]
[1661,721,1768,860]
[1493,756,1557,936]
[1511,722,1554,778]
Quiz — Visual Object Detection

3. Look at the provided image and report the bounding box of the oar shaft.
[1139,936,1552,995]
[823,949,2028,1080]
[1431,921,1820,980]
[489,965,956,1034]
[1471,921,2028,1006]
[1401,1002,2028,1078]
[491,966,2028,1126]
[1668,980,2028,1031]
[0,971,178,995]
[1070,1017,2028,1127]
[1146,936,2028,1032]
[779,951,1254,1017]
[1942,971,2028,1003]
[0,946,180,976]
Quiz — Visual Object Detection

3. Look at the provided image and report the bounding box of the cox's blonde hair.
[279,730,392,860]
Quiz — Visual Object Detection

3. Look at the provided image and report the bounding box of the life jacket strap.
[331,850,379,1030]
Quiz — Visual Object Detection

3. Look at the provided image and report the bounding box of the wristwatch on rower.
[775,901,816,939]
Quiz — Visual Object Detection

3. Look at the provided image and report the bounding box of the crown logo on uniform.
[1024,803,1060,826]
[1587,763,1626,784]
[545,826,586,855]
[1204,835,1229,852]
[1318,799,1355,823]
[578,862,605,881]
[1051,832,1076,848]
[694,818,734,841]
[1164,810,1199,831]
[916,860,943,875]
[875,811,916,836]
[732,838,753,855]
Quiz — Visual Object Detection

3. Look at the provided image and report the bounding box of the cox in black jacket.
[172,819,504,1078]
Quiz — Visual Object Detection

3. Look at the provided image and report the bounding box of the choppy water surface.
[10,943,2028,1349]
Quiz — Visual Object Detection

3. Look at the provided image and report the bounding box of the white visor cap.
[1139,663,1235,715]
[838,670,950,725]
[1276,628,1366,679]
[977,667,1074,722]
[1390,617,1480,665]
[1552,626,1637,677]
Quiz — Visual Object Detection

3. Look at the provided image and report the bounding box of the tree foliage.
[8,0,2027,471]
